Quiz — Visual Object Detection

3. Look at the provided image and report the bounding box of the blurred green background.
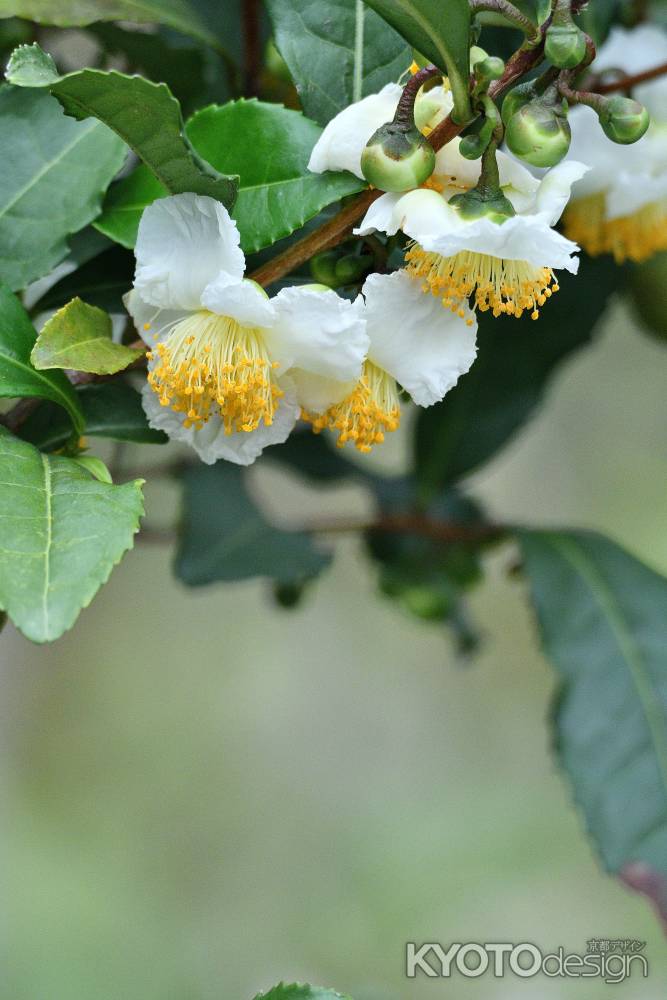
[2,296,666,998]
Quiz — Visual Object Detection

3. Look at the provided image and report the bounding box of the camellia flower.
[125,193,368,465]
[355,141,588,320]
[563,25,667,263]
[297,270,478,452]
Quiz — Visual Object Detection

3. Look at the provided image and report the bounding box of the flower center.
[405,243,557,320]
[563,192,667,264]
[301,361,401,453]
[146,310,282,433]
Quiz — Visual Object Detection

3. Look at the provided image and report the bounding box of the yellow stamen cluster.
[146,311,282,433]
[302,361,400,453]
[405,244,558,320]
[563,193,667,264]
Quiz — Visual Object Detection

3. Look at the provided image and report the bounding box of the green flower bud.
[473,55,505,86]
[501,80,539,127]
[469,45,489,69]
[309,252,338,287]
[449,186,515,224]
[505,100,571,167]
[598,95,650,144]
[361,122,435,192]
[545,23,587,69]
[334,254,372,285]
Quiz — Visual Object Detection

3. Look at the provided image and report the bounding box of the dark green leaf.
[0,284,83,433]
[20,382,168,450]
[266,428,362,482]
[0,428,144,642]
[0,86,125,291]
[415,255,620,499]
[521,529,667,926]
[265,0,411,125]
[176,462,331,585]
[253,985,353,1000]
[361,0,472,121]
[31,298,143,375]
[96,99,364,253]
[35,244,134,314]
[6,43,238,208]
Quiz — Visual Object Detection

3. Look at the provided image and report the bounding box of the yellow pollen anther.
[409,61,420,75]
[301,361,400,454]
[147,310,281,434]
[563,192,667,263]
[404,243,558,320]
[143,322,151,331]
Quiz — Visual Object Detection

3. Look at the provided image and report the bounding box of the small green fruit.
[545,23,588,69]
[505,100,571,167]
[334,254,372,285]
[309,252,338,287]
[598,96,650,144]
[501,81,539,127]
[361,122,435,192]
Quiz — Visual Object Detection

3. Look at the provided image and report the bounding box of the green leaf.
[6,44,238,208]
[0,428,144,642]
[415,255,620,499]
[0,86,126,291]
[176,462,331,585]
[96,100,364,254]
[361,0,472,121]
[253,985,353,1000]
[0,284,83,434]
[31,298,143,375]
[0,0,219,50]
[34,244,134,314]
[521,530,667,926]
[19,382,168,451]
[71,454,112,484]
[265,0,411,125]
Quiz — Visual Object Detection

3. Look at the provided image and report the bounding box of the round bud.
[334,254,372,285]
[459,134,487,160]
[474,55,505,83]
[361,122,435,192]
[598,96,650,144]
[469,45,489,69]
[545,23,587,69]
[309,252,338,287]
[505,100,571,167]
[449,187,515,225]
[501,81,538,127]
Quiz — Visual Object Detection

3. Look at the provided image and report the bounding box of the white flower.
[355,139,588,319]
[562,25,667,262]
[298,270,478,452]
[308,82,454,179]
[126,193,368,465]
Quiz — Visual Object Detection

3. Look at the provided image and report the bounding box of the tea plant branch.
[469,0,541,45]
[590,61,667,94]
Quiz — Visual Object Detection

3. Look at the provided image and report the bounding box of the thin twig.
[591,61,667,94]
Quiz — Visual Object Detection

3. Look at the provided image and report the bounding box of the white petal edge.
[534,160,590,225]
[308,83,403,179]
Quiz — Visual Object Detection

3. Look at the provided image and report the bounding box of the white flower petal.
[290,368,356,413]
[265,285,368,380]
[201,276,277,327]
[123,289,189,346]
[308,83,402,179]
[354,191,403,236]
[141,378,299,466]
[134,193,245,311]
[607,169,667,218]
[361,270,477,407]
[534,160,590,224]
[424,213,582,271]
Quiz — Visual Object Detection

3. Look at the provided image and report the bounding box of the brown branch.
[591,61,667,95]
[243,0,262,98]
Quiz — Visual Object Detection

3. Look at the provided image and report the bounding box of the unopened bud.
[334,254,372,285]
[598,95,650,144]
[473,55,505,86]
[361,122,435,192]
[505,100,571,167]
[309,253,338,287]
[545,23,587,69]
[501,81,539,127]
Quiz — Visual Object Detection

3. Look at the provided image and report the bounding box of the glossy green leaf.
[0,0,218,49]
[0,428,144,642]
[361,0,472,121]
[20,382,168,451]
[415,255,620,499]
[253,985,353,1000]
[96,100,364,253]
[176,462,331,585]
[0,284,83,434]
[6,44,238,208]
[265,0,411,125]
[521,530,667,926]
[31,298,143,375]
[0,86,125,291]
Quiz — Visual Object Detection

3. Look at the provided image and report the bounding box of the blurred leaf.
[0,284,84,434]
[253,986,353,1000]
[20,382,168,450]
[6,44,239,208]
[0,0,219,49]
[35,244,134,314]
[266,428,361,482]
[627,252,667,344]
[512,0,551,24]
[96,99,364,253]
[415,255,620,499]
[176,462,331,585]
[0,87,125,291]
[576,0,623,45]
[265,0,411,125]
[31,298,143,375]
[0,428,144,642]
[521,529,667,926]
[361,0,471,118]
